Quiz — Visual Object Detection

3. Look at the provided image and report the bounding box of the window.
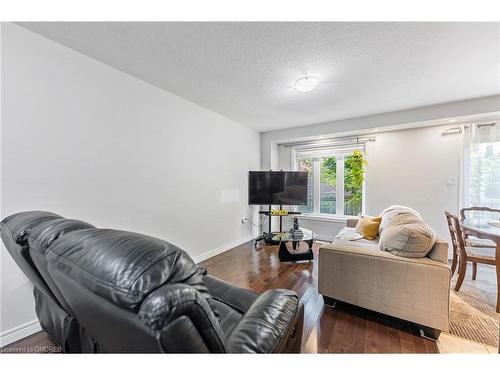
[297,158,313,213]
[320,157,337,214]
[463,123,500,219]
[294,146,366,217]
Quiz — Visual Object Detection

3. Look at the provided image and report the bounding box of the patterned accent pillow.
[335,227,364,241]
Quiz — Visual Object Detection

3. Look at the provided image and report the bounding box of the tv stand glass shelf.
[272,228,316,262]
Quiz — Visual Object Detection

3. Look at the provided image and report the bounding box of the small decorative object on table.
[275,226,315,262]
[289,217,303,238]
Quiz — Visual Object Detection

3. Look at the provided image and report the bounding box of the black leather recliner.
[1,211,304,353]
[0,211,94,352]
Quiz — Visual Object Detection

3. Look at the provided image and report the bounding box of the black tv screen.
[248,171,308,205]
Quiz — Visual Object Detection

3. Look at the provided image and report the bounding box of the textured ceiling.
[18,22,500,132]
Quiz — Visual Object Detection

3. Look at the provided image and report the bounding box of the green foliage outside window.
[344,150,367,214]
[320,157,336,186]
[298,150,367,216]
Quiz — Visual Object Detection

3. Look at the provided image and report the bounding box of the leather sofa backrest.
[0,211,101,352]
[28,218,96,255]
[0,211,64,302]
[46,228,226,352]
[46,228,211,308]
[28,218,96,314]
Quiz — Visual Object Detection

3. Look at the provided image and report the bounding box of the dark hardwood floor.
[200,240,438,353]
[2,240,438,353]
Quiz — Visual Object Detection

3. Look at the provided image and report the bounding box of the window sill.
[298,214,357,223]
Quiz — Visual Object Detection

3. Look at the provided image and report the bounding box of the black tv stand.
[253,232,273,246]
[254,204,301,248]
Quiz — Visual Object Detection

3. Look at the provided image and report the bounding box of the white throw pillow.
[379,205,423,219]
[379,205,423,236]
[379,221,437,258]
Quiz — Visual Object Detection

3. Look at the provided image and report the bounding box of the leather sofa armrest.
[225,289,303,353]
[138,283,226,353]
[346,218,359,228]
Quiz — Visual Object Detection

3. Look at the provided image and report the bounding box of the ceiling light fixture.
[294,76,318,92]
[447,119,457,123]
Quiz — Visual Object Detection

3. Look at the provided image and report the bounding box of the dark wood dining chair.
[445,211,496,292]
[445,211,460,276]
[460,207,500,248]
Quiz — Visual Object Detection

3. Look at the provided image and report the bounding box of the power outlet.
[241,218,247,224]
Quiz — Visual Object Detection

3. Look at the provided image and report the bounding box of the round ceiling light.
[294,76,318,92]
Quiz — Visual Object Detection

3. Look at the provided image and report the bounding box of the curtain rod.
[476,122,496,128]
[283,135,376,148]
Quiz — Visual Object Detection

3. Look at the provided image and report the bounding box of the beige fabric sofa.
[318,217,451,337]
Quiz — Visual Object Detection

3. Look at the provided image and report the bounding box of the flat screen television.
[248,171,308,205]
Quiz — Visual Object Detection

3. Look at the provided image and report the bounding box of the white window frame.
[292,146,366,218]
[461,121,500,210]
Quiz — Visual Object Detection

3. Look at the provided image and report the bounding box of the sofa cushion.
[355,217,380,240]
[204,275,258,314]
[427,237,449,263]
[321,239,447,268]
[210,300,243,338]
[379,222,437,258]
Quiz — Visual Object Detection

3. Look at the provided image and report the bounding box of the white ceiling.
[18,22,500,132]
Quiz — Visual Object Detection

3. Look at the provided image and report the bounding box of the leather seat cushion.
[204,275,259,314]
[209,300,242,338]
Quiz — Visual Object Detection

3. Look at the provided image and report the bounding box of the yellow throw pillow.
[363,215,382,224]
[355,217,381,240]
[355,215,381,233]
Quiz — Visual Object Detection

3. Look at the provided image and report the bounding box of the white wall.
[0,23,260,344]
[364,125,461,239]
[275,124,463,243]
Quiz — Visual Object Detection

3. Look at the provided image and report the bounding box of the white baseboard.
[0,319,41,348]
[193,234,256,264]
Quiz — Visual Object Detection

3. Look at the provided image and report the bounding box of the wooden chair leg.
[451,250,458,276]
[455,258,467,292]
[472,262,477,280]
[495,243,499,313]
